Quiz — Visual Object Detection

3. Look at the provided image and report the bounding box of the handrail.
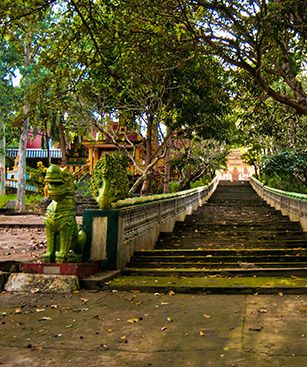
[250,176,307,231]
[114,177,219,208]
[119,177,219,243]
[83,177,219,269]
[6,148,62,158]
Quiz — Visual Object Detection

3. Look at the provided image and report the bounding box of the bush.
[169,181,180,193]
[190,175,212,189]
[26,161,48,194]
[260,149,307,194]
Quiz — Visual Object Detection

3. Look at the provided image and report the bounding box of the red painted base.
[20,262,100,278]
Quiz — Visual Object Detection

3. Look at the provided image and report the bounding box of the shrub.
[169,181,180,193]
[190,175,212,189]
[260,149,307,193]
[26,161,48,194]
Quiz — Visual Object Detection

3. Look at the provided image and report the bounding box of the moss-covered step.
[175,223,302,231]
[126,261,307,269]
[132,248,307,256]
[103,275,307,294]
[123,267,307,277]
[129,255,307,264]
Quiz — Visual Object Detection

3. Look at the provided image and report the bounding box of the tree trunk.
[0,118,5,196]
[16,34,32,211]
[45,120,51,165]
[58,114,66,165]
[140,113,153,195]
[16,111,29,211]
[163,129,171,193]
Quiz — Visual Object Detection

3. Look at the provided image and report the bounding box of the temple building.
[218,148,255,181]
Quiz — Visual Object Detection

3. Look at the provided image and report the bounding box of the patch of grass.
[0,194,16,208]
[0,193,44,209]
[25,194,44,205]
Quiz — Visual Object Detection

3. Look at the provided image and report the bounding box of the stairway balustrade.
[82,177,219,269]
[250,176,307,231]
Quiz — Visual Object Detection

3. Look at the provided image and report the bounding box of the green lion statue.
[43,164,87,263]
[89,152,129,209]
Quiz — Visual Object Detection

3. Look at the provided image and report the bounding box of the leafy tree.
[1,1,55,209]
[170,137,228,190]
[260,149,307,193]
[0,40,19,195]
[57,0,232,194]
[174,0,307,114]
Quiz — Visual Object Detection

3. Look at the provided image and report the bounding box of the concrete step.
[126,262,307,269]
[116,181,307,292]
[174,223,302,231]
[133,248,307,256]
[165,230,307,240]
[102,275,307,294]
[155,239,307,249]
[123,267,307,277]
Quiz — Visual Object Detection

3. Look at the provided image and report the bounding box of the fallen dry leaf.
[36,308,45,313]
[127,317,140,323]
[30,288,40,294]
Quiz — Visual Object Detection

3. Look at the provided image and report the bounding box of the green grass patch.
[0,194,16,208]
[0,193,44,209]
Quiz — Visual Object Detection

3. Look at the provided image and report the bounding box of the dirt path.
[0,227,46,261]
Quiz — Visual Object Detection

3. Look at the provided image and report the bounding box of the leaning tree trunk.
[16,111,29,211]
[0,118,5,196]
[16,34,32,211]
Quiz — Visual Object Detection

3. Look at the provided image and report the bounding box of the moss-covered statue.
[89,152,129,209]
[43,165,87,263]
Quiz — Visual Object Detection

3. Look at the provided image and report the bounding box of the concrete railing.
[250,176,307,232]
[83,177,219,269]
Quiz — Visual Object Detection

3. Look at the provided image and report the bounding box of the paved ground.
[0,215,81,261]
[0,291,306,367]
[0,215,307,366]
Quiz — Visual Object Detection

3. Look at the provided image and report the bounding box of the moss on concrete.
[106,275,307,294]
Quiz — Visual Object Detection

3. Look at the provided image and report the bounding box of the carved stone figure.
[43,165,86,263]
[89,152,129,209]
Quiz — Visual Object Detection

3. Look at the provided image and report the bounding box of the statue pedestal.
[20,262,100,278]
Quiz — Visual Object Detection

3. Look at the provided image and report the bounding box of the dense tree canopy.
[0,0,306,200]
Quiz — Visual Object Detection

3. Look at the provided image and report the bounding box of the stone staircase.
[104,181,307,293]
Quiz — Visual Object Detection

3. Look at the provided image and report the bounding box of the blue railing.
[6,149,62,159]
[5,179,38,192]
